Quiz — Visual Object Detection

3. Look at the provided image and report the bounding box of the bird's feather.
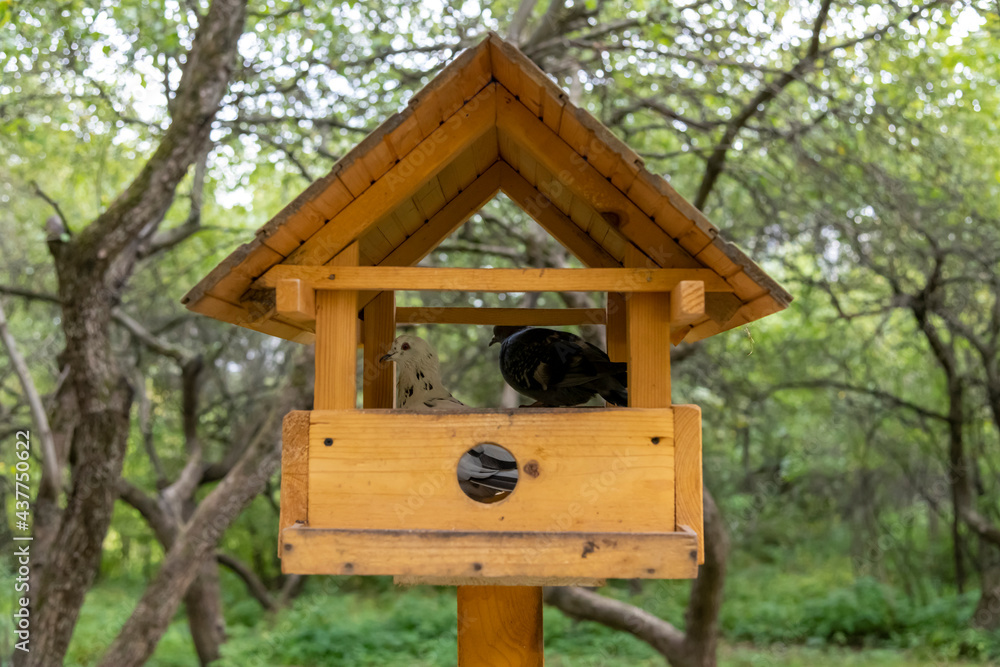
[493,326,628,406]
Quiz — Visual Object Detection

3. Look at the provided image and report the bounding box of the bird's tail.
[601,387,628,406]
[599,374,628,407]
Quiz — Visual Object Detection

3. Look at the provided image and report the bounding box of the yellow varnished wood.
[314,243,359,410]
[281,526,700,579]
[395,306,606,327]
[495,84,701,270]
[275,278,315,323]
[378,160,502,268]
[670,280,705,326]
[363,291,396,409]
[258,266,733,293]
[284,84,498,267]
[606,292,627,363]
[674,405,704,564]
[306,409,674,533]
[278,411,310,558]
[498,162,621,269]
[458,585,543,667]
[396,575,604,587]
[627,292,671,407]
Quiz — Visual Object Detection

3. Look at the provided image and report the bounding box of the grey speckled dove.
[380,335,518,501]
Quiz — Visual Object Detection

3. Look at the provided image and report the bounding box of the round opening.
[457,443,518,503]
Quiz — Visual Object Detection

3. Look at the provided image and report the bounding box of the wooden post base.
[457,586,543,666]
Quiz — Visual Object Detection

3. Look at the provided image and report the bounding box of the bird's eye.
[401,342,410,351]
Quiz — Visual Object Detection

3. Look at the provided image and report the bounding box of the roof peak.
[184,34,790,344]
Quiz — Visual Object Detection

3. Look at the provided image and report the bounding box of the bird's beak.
[379,352,394,363]
[489,335,498,347]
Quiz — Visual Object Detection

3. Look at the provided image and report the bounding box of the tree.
[723,16,1000,626]
[2,0,996,664]
[5,0,249,664]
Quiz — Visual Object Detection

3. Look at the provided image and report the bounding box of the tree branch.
[160,357,205,518]
[116,479,176,545]
[775,379,950,423]
[257,132,314,181]
[694,0,833,209]
[508,0,539,45]
[436,242,524,261]
[31,181,69,230]
[132,368,168,489]
[544,587,686,660]
[113,310,193,364]
[0,285,62,305]
[73,0,248,267]
[216,552,275,610]
[0,300,61,497]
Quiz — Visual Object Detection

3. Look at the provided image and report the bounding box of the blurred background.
[1,1,999,665]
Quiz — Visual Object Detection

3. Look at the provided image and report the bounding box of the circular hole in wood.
[457,443,518,504]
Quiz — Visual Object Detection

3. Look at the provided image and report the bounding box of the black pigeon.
[490,326,628,407]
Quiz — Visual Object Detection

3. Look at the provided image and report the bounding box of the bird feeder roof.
[183,33,791,344]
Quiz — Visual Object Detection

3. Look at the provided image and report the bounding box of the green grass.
[718,645,993,667]
[61,577,199,667]
[2,554,992,666]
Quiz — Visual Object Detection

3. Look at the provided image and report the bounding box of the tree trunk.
[974,546,1000,630]
[185,560,226,665]
[14,2,248,664]
[676,489,729,667]
[21,380,132,665]
[96,407,283,667]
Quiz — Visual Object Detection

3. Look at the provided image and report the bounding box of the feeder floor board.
[281,526,700,580]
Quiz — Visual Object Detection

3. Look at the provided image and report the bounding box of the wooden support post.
[458,586,543,667]
[314,242,359,410]
[624,247,671,407]
[606,292,627,363]
[363,290,395,409]
[626,290,671,407]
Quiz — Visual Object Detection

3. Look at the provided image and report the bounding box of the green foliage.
[57,579,198,667]
[3,0,1000,664]
[714,539,1000,661]
[217,584,457,666]
[91,569,992,666]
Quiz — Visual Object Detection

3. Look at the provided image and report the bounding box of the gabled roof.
[183,33,791,344]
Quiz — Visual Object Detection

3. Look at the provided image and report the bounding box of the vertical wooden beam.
[458,586,543,666]
[278,411,310,558]
[363,290,396,409]
[315,242,360,410]
[674,404,704,563]
[606,292,627,363]
[626,292,671,407]
[624,247,670,407]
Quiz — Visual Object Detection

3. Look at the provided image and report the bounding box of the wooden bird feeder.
[184,33,791,665]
